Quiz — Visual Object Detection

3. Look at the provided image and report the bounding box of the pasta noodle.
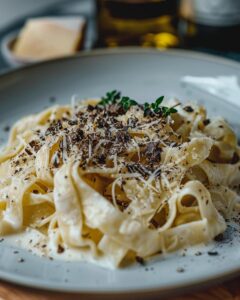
[0,94,239,268]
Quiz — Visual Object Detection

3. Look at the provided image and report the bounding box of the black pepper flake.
[183,106,194,113]
[13,250,19,254]
[49,96,56,103]
[29,140,41,152]
[70,128,84,143]
[25,148,32,156]
[97,155,106,164]
[207,251,219,256]
[115,130,131,144]
[0,238,4,242]
[203,119,210,126]
[136,256,145,265]
[127,163,151,178]
[68,120,78,126]
[45,120,63,136]
[214,234,224,242]
[57,244,65,254]
[18,258,25,263]
[176,267,185,273]
[3,125,10,132]
[87,105,95,112]
[145,142,162,163]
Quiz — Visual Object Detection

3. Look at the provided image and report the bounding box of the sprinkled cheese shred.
[26,92,184,214]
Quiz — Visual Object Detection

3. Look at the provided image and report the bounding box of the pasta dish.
[0,91,239,268]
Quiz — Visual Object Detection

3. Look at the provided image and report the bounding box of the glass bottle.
[180,0,240,51]
[96,0,180,49]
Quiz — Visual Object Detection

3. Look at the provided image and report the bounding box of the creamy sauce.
[4,228,117,269]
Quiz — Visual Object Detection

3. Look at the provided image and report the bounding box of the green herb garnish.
[98,90,121,106]
[99,90,137,111]
[119,97,138,111]
[161,106,178,117]
[98,90,178,117]
[145,96,178,116]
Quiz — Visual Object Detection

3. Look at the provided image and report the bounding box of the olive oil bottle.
[96,0,180,48]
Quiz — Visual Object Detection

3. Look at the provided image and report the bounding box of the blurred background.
[0,0,240,71]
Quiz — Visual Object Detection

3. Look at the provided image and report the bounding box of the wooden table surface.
[0,276,240,300]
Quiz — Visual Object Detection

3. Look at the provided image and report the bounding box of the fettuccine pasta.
[0,92,239,268]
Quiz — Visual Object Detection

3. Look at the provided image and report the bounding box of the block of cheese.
[13,17,86,60]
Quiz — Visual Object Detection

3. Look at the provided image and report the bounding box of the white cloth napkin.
[181,75,240,108]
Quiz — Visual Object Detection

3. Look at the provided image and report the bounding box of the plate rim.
[0,47,240,295]
[0,259,239,295]
[0,47,240,80]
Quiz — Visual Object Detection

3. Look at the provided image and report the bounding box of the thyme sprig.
[144,96,179,117]
[98,90,121,106]
[98,90,138,110]
[119,97,138,111]
[98,90,178,117]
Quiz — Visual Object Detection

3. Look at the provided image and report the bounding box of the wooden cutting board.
[0,276,239,300]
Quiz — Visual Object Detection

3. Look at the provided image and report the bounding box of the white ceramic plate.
[0,48,240,296]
